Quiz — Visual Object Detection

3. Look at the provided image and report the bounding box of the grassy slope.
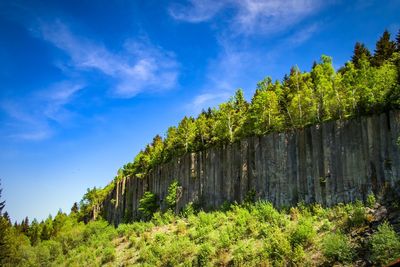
[6,198,400,267]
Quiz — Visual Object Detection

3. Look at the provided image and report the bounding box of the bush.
[101,246,115,264]
[366,193,376,208]
[370,222,400,265]
[346,201,366,228]
[165,180,180,210]
[322,232,354,263]
[196,242,214,267]
[138,191,159,220]
[290,217,316,247]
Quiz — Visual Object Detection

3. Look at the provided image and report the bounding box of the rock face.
[102,111,400,225]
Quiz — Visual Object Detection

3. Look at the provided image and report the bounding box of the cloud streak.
[1,81,85,141]
[38,21,179,98]
[169,0,330,35]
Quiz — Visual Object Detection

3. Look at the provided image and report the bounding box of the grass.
[2,200,400,266]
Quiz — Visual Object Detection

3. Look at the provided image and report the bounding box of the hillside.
[2,199,400,266]
[1,29,400,266]
[81,30,400,225]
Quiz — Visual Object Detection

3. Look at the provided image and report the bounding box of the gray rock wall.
[102,111,400,225]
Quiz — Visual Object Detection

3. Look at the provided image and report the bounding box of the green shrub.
[346,201,366,228]
[264,226,291,265]
[290,245,307,265]
[366,193,376,208]
[166,180,180,210]
[322,232,354,263]
[290,217,316,247]
[101,246,115,264]
[196,242,214,267]
[370,222,400,265]
[138,191,159,220]
[181,202,196,217]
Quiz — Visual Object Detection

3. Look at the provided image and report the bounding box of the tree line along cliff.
[78,29,400,224]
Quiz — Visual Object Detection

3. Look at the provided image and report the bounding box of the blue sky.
[0,0,399,222]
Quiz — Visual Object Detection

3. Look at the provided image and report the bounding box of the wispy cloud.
[286,23,320,45]
[0,81,85,140]
[37,21,179,98]
[169,0,331,35]
[169,0,228,23]
[186,42,267,113]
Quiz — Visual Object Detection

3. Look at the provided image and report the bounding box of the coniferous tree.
[0,180,10,263]
[0,180,4,216]
[2,212,10,225]
[372,30,396,66]
[396,29,400,52]
[21,216,29,234]
[352,42,372,68]
[71,202,79,214]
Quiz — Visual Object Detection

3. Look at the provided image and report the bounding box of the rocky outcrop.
[102,111,400,225]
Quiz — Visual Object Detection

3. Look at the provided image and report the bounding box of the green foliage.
[289,217,316,247]
[138,191,158,220]
[366,193,376,208]
[322,232,354,263]
[372,30,397,67]
[86,30,400,220]
[2,200,400,266]
[165,180,180,210]
[370,222,400,265]
[346,200,367,228]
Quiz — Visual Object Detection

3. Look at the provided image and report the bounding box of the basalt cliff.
[101,111,400,225]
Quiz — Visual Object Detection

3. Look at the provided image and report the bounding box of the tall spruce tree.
[0,180,10,263]
[396,29,400,52]
[0,180,4,216]
[352,42,372,68]
[372,30,396,66]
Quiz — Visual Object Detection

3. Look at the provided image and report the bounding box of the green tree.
[40,216,53,241]
[351,42,372,68]
[177,116,197,154]
[21,216,29,234]
[138,191,158,221]
[193,110,214,150]
[285,66,318,127]
[0,180,4,216]
[311,55,338,121]
[0,180,11,263]
[396,29,400,52]
[213,89,248,143]
[71,202,79,214]
[165,180,180,211]
[28,219,42,245]
[246,78,283,135]
[164,126,179,160]
[149,135,165,167]
[372,30,396,67]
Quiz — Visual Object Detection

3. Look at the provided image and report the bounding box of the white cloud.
[38,21,179,98]
[1,81,85,141]
[286,22,320,45]
[169,0,228,22]
[169,0,331,35]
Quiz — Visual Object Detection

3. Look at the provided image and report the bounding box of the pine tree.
[352,42,372,68]
[372,30,396,66]
[71,202,79,214]
[0,180,4,216]
[396,29,400,52]
[21,216,29,234]
[0,180,10,263]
